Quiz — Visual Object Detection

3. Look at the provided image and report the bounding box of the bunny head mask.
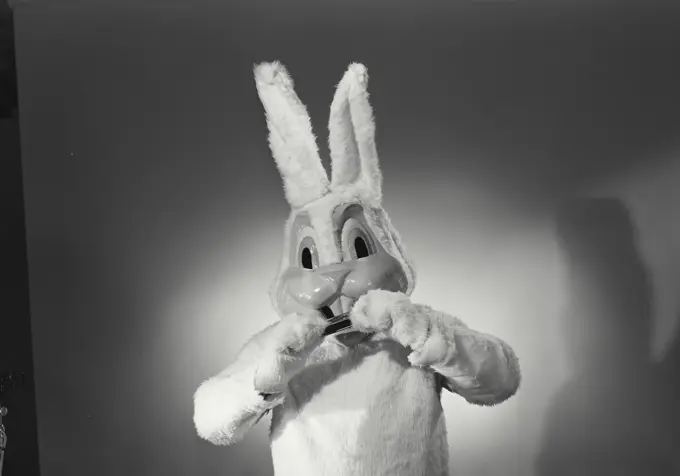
[255,62,416,347]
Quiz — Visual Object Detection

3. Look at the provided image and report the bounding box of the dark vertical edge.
[0,1,42,475]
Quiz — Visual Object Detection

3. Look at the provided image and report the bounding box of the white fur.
[269,340,447,476]
[260,62,415,307]
[194,300,521,474]
[195,63,521,475]
[269,189,418,314]
[328,63,382,200]
[254,62,330,208]
[354,290,522,406]
[372,207,417,294]
[253,312,328,393]
[193,324,285,445]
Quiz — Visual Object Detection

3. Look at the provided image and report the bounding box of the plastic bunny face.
[254,62,416,346]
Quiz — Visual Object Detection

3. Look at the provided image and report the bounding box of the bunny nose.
[285,266,352,308]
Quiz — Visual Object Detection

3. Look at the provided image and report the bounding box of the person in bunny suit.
[193,62,521,476]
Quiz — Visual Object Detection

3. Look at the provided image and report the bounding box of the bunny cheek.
[341,249,408,299]
[274,250,407,313]
[275,267,348,313]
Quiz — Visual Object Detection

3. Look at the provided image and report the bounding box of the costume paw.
[390,302,432,351]
[406,322,449,367]
[350,291,432,351]
[350,290,409,334]
[268,311,327,354]
[254,312,326,393]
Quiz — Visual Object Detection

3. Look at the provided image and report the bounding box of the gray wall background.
[13,1,680,475]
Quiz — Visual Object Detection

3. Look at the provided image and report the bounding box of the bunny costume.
[193,62,521,476]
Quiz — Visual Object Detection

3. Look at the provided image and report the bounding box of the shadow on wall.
[536,197,680,476]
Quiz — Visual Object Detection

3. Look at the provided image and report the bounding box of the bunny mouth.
[320,304,352,335]
[320,299,370,347]
[320,306,335,320]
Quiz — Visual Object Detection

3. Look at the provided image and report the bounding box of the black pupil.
[301,247,313,269]
[354,237,369,259]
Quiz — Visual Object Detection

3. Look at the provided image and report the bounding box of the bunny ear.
[328,63,382,200]
[254,61,330,208]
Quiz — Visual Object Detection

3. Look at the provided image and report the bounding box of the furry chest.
[269,344,446,476]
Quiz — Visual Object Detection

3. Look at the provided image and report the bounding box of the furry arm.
[193,312,327,445]
[402,304,520,405]
[193,325,284,445]
[352,290,521,406]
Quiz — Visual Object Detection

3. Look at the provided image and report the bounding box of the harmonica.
[322,312,352,336]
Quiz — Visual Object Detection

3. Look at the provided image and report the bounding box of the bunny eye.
[301,247,313,269]
[297,229,319,270]
[354,235,369,259]
[341,218,376,261]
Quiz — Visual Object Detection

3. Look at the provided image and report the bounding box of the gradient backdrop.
[12,1,680,475]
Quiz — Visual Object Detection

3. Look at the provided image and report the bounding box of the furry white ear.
[254,61,330,208]
[328,63,382,200]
